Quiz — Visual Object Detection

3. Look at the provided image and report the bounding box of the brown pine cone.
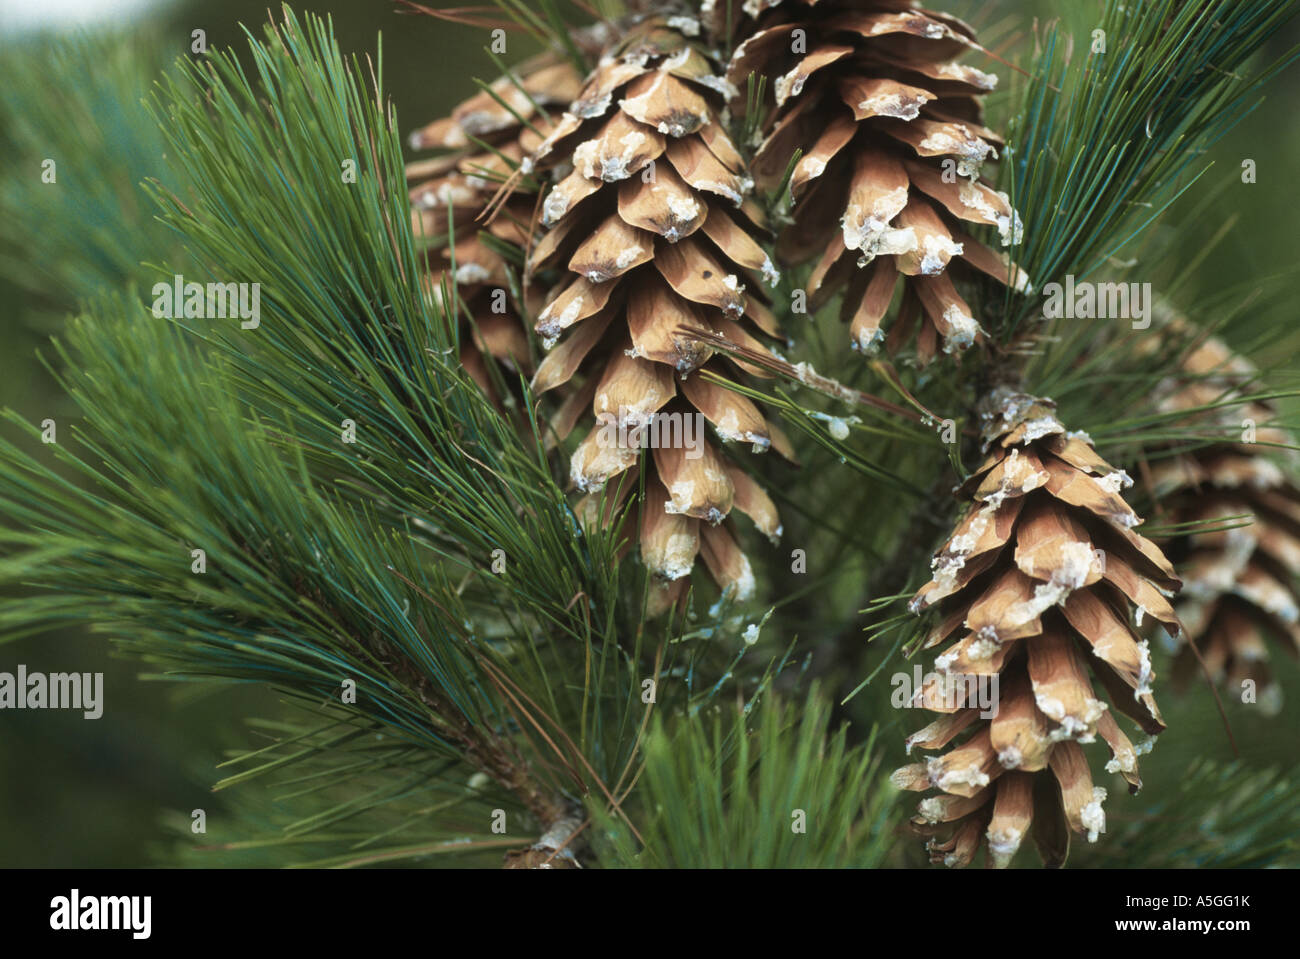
[892,390,1181,867]
[521,15,790,611]
[722,1,1027,361]
[1149,334,1300,714]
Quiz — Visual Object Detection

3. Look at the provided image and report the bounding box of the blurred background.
[1,0,1297,866]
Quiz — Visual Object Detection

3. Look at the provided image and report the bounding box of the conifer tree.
[2,0,1299,871]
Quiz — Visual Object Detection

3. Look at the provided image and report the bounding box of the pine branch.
[159,707,533,867]
[0,7,652,863]
[995,0,1300,340]
[588,689,900,868]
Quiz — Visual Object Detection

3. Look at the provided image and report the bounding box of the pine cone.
[891,390,1181,867]
[521,15,789,610]
[405,54,583,397]
[722,1,1026,360]
[1149,335,1300,714]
